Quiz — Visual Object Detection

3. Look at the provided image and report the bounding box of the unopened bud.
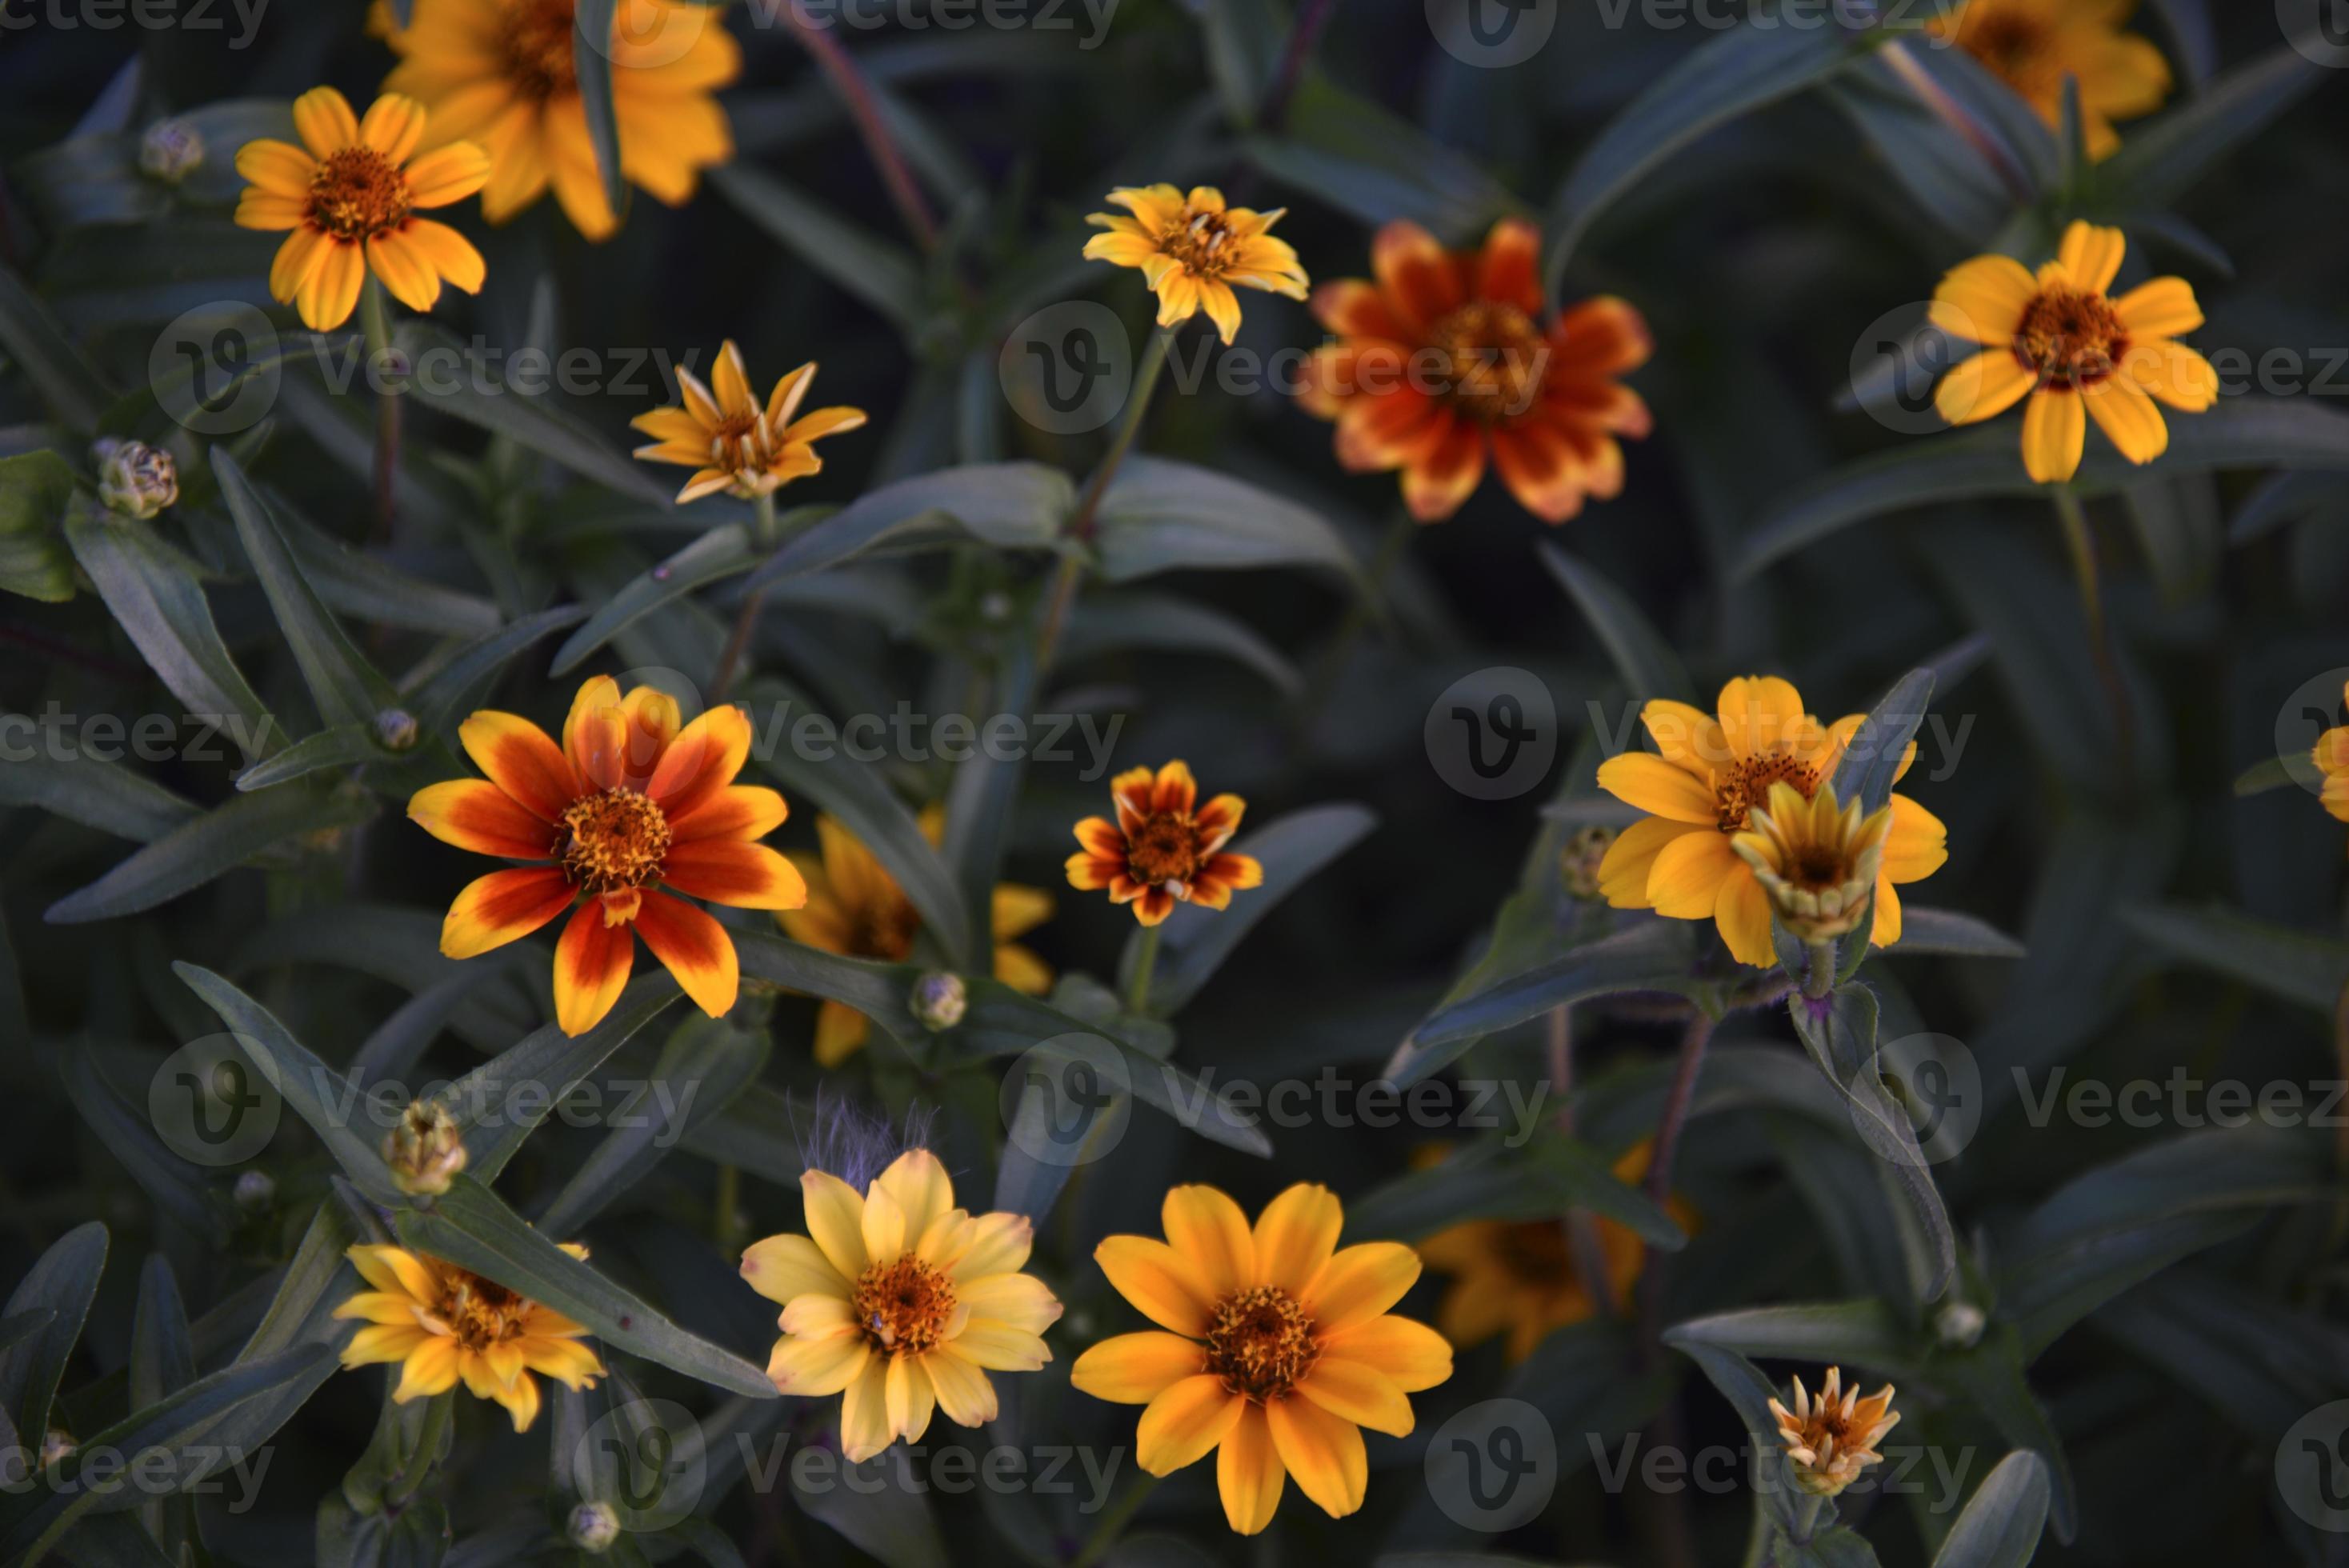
[374,708,419,750]
[138,118,205,184]
[39,1430,74,1470]
[94,440,178,520]
[908,971,966,1032]
[1559,824,1615,900]
[569,1500,622,1553]
[1934,1301,1986,1348]
[233,1170,276,1213]
[384,1100,467,1196]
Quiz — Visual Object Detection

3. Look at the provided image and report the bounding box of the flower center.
[1204,1286,1318,1402]
[500,0,581,100]
[708,412,782,491]
[1715,754,1818,834]
[434,1270,529,1353]
[2012,286,2127,390]
[852,1256,956,1357]
[1492,1221,1576,1286]
[559,787,672,893]
[307,147,413,241]
[1430,301,1547,422]
[1125,812,1203,886]
[853,890,920,962]
[1157,208,1240,279]
[1963,12,2051,78]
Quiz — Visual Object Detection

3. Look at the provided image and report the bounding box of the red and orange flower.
[1299,218,1652,524]
[1066,762,1262,927]
[409,676,805,1035]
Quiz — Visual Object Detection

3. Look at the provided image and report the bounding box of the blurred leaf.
[1666,1298,1921,1374]
[1117,802,1376,1016]
[758,738,975,971]
[1663,1335,1811,1538]
[2120,902,2349,1014]
[174,962,406,1206]
[2095,1272,2349,1448]
[707,164,926,331]
[0,450,79,602]
[2228,469,2349,545]
[1094,457,1357,582]
[2099,46,2327,210]
[534,1016,766,1234]
[0,262,113,430]
[394,1177,776,1398]
[790,1447,949,1568]
[442,983,686,1184]
[46,782,374,923]
[735,930,918,1046]
[274,497,502,638]
[1247,75,1518,238]
[0,1221,106,1446]
[1201,0,1287,127]
[0,733,201,841]
[1539,542,1690,704]
[574,0,628,215]
[230,724,384,793]
[405,605,590,738]
[1888,907,2026,959]
[60,1053,223,1246]
[1343,1134,1686,1250]
[2121,474,2221,603]
[1828,666,1933,815]
[938,641,1037,966]
[1928,1450,2051,1567]
[1062,591,1303,697]
[551,520,769,674]
[744,463,1070,589]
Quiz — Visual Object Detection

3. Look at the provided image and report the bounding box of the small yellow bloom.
[333,1243,605,1433]
[2314,684,2349,844]
[1768,1366,1900,1498]
[1729,780,1891,946]
[1931,220,2219,485]
[1066,761,1263,927]
[741,1150,1063,1462]
[407,675,806,1036]
[1083,184,1308,345]
[630,342,867,505]
[780,806,1051,1066]
[1070,1183,1452,1536]
[234,87,489,330]
[1594,678,1947,967]
[1930,0,2171,161]
[377,0,739,241]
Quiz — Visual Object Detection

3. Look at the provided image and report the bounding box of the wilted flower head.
[1728,780,1891,946]
[138,118,204,183]
[384,1099,467,1195]
[1769,1366,1899,1498]
[94,439,178,519]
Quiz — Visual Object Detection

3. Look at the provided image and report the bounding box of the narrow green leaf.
[1828,667,1933,814]
[59,1053,225,1245]
[1663,1299,1921,1377]
[756,742,974,971]
[940,641,1038,967]
[1538,542,1689,704]
[46,782,375,924]
[230,724,382,793]
[0,261,113,430]
[742,463,1070,590]
[1246,76,1518,238]
[442,983,686,1184]
[1343,1135,1687,1250]
[1062,592,1303,697]
[550,522,762,675]
[707,164,926,330]
[1890,907,2027,959]
[0,450,78,602]
[573,0,628,214]
[0,731,201,842]
[1094,457,1356,582]
[405,604,590,738]
[1931,1450,2051,1568]
[2120,902,2349,1014]
[0,1221,106,1446]
[2099,46,2327,209]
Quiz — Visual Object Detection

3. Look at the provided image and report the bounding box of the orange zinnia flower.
[1299,218,1652,524]
[409,676,806,1036]
[1065,761,1263,926]
[234,87,489,331]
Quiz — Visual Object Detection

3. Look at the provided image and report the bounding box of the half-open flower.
[334,1243,604,1432]
[740,1150,1062,1462]
[1065,761,1262,926]
[1932,220,2218,484]
[631,341,867,504]
[408,675,805,1036]
[1768,1366,1899,1498]
[1083,185,1308,345]
[234,86,489,330]
[1070,1184,1452,1535]
[1728,780,1892,947]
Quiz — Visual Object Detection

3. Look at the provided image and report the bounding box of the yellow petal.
[2086,375,2168,466]
[838,1354,894,1462]
[1715,860,1776,967]
[1265,1394,1367,1518]
[2129,339,2219,413]
[2021,388,2087,484]
[1217,1405,1286,1536]
[1596,816,1706,910]
[1930,254,2035,345]
[391,1336,459,1402]
[861,1182,908,1266]
[1162,1186,1255,1298]
[957,1273,1064,1336]
[1096,1235,1216,1335]
[1320,1314,1453,1393]
[1303,1242,1420,1335]
[872,1150,954,1244]
[1715,676,1807,761]
[1134,1375,1244,1475]
[292,86,360,158]
[1070,1331,1206,1404]
[1595,752,1717,824]
[765,1324,870,1396]
[739,1233,847,1306]
[1935,350,2036,427]
[886,1354,935,1448]
[800,1170,869,1278]
[1883,794,1949,883]
[925,1346,999,1427]
[2111,277,2202,339]
[1296,1357,1414,1438]
[1251,1184,1343,1294]
[2055,221,2127,295]
[1646,830,1739,920]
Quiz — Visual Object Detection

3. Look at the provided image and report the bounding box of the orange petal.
[1371,220,1462,335]
[458,711,579,822]
[1265,1394,1367,1518]
[409,779,556,859]
[1134,1376,1244,1476]
[1596,815,1705,909]
[292,86,360,159]
[1646,829,1739,919]
[1070,1331,1207,1405]
[1162,1186,1255,1298]
[1253,1183,1343,1294]
[554,899,634,1036]
[1399,418,1485,522]
[631,889,739,1018]
[671,784,789,842]
[1595,752,1716,824]
[1094,1235,1216,1335]
[1475,218,1543,316]
[442,867,574,959]
[660,839,808,910]
[1303,1242,1420,1335]
[1151,760,1198,814]
[646,705,752,821]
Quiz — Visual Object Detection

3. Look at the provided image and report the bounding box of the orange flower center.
[307,147,413,241]
[1962,12,2052,78]
[1124,812,1203,886]
[2012,286,2127,390]
[707,411,783,489]
[1157,207,1241,279]
[852,1256,956,1356]
[853,890,920,962]
[1430,300,1547,422]
[1491,1221,1577,1286]
[1205,1285,1317,1402]
[559,787,672,893]
[1715,753,1818,834]
[432,1269,530,1353]
[500,0,582,101]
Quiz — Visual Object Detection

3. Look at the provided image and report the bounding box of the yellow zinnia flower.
[1930,0,2170,161]
[1594,678,1949,968]
[234,87,489,331]
[333,1243,605,1433]
[780,806,1052,1066]
[1065,761,1263,927]
[1070,1184,1453,1536]
[740,1150,1062,1462]
[1931,220,2219,484]
[406,675,807,1037]
[377,0,738,241]
[1767,1366,1900,1498]
[1082,185,1309,345]
[2313,684,2349,845]
[630,341,867,505]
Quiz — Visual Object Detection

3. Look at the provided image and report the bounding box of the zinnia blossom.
[1768,1366,1900,1498]
[1070,1183,1452,1535]
[1932,220,2218,484]
[740,1150,1062,1462]
[234,87,489,330]
[780,806,1052,1066]
[1930,0,2170,161]
[1082,185,1308,345]
[334,1243,604,1433]
[1299,218,1652,524]
[630,341,867,504]
[408,675,805,1036]
[1594,678,1947,967]
[1065,761,1262,926]
[376,0,738,241]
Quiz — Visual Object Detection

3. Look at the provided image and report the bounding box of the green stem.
[1070,1471,1161,1568]
[710,493,782,702]
[2051,485,2136,766]
[1034,326,1176,672]
[1787,1489,1830,1546]
[1802,940,1836,1000]
[1124,922,1163,1017]
[358,277,401,539]
[1636,1009,1713,1358]
[385,1390,452,1508]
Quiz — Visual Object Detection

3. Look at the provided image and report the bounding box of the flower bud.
[374,708,420,751]
[1767,1366,1899,1498]
[39,1430,74,1470]
[1559,824,1615,900]
[93,440,178,520]
[384,1100,467,1196]
[908,971,967,1032]
[1934,1300,1987,1349]
[138,118,205,184]
[233,1170,277,1214]
[568,1500,622,1553]
[1728,781,1888,946]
